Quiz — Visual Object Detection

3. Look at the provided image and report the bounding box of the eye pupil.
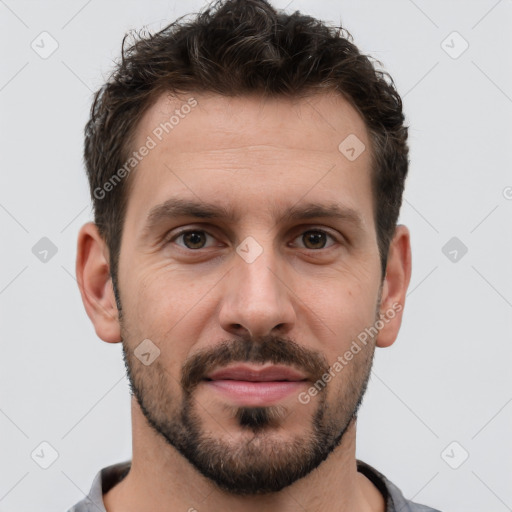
[184,231,206,249]
[303,231,326,249]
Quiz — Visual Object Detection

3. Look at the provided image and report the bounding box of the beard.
[120,329,377,495]
[116,286,381,496]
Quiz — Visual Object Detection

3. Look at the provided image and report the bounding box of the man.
[69,0,442,510]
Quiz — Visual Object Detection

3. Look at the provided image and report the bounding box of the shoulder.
[356,459,443,512]
[66,460,131,512]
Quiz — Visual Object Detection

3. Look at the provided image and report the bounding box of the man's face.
[116,91,383,494]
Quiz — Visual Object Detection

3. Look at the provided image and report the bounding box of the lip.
[205,364,308,382]
[203,364,308,406]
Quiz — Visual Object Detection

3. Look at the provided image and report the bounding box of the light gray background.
[1,1,511,511]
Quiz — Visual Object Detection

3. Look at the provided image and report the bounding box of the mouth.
[202,364,308,406]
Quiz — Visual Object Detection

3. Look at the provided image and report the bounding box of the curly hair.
[84,0,409,292]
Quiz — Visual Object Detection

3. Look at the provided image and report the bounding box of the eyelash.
[166,227,340,251]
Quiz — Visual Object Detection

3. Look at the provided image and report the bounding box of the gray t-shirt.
[67,459,442,512]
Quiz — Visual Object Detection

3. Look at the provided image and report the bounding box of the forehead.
[137,90,369,154]
[124,91,374,236]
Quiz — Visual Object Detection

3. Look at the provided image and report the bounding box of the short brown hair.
[84,0,409,296]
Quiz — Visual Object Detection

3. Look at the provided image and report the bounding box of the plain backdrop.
[1,1,511,511]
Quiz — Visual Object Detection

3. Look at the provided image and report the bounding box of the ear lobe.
[75,222,122,343]
[375,224,412,348]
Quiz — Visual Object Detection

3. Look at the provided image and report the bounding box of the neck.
[103,398,385,512]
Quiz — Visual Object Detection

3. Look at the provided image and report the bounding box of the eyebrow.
[142,197,364,237]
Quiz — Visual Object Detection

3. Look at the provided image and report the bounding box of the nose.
[218,242,296,339]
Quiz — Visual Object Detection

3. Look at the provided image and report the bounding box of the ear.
[376,224,412,348]
[75,222,121,343]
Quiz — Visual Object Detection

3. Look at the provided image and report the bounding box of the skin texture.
[76,91,412,512]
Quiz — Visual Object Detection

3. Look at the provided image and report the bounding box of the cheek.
[126,264,193,324]
[303,281,378,363]
[122,265,213,361]
[308,274,377,321]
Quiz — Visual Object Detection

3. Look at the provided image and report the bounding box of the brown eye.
[172,230,213,249]
[303,231,327,249]
[183,231,207,249]
[294,230,337,250]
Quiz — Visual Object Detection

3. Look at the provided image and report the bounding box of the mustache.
[180,334,330,393]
